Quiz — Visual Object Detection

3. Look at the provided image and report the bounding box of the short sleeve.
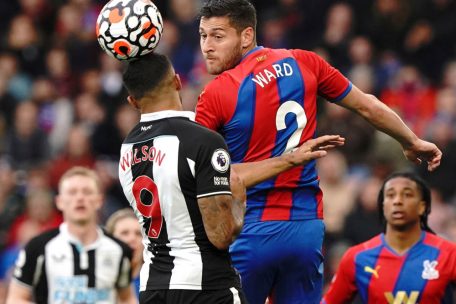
[194,131,232,198]
[322,248,358,304]
[449,243,456,282]
[13,238,44,288]
[116,246,133,289]
[292,50,352,103]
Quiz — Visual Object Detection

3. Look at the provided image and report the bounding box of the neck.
[67,221,99,246]
[140,93,182,114]
[384,223,423,255]
[241,44,258,58]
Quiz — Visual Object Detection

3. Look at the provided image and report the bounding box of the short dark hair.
[377,171,434,233]
[122,52,172,100]
[199,0,257,33]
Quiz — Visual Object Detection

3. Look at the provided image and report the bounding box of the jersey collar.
[140,110,195,123]
[241,46,264,62]
[380,231,425,256]
[59,223,104,251]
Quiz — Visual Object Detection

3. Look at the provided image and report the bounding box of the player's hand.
[403,139,442,171]
[288,135,345,166]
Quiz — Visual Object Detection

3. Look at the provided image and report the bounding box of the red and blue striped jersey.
[322,232,456,304]
[195,46,351,223]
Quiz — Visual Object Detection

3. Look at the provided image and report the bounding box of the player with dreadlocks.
[322,172,456,304]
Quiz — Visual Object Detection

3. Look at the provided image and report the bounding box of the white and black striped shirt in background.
[13,223,132,304]
[118,111,241,292]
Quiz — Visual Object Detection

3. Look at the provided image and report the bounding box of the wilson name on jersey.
[118,111,241,291]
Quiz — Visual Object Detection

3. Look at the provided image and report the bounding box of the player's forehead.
[384,177,418,192]
[199,16,233,32]
[60,174,98,191]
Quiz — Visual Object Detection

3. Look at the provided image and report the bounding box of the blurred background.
[1,0,456,301]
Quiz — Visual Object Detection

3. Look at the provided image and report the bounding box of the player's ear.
[94,193,104,211]
[174,74,182,91]
[241,27,255,48]
[418,200,426,217]
[55,195,64,212]
[127,96,140,110]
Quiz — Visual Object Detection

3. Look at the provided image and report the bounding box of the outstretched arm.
[338,85,442,171]
[233,135,345,188]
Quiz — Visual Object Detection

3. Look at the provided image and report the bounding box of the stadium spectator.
[6,14,44,77]
[6,189,62,249]
[318,102,376,168]
[318,151,357,241]
[380,65,436,137]
[319,2,354,71]
[48,125,96,191]
[342,176,384,246]
[106,208,143,299]
[4,101,50,171]
[0,160,25,253]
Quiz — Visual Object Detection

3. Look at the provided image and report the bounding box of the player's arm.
[322,249,358,304]
[338,85,442,171]
[198,170,246,250]
[115,246,136,304]
[6,237,44,304]
[195,131,246,250]
[117,286,137,304]
[232,135,345,188]
[6,281,33,304]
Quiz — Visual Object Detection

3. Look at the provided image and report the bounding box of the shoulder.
[423,232,456,252]
[178,119,225,144]
[204,72,237,92]
[288,49,319,60]
[24,228,60,253]
[121,123,141,144]
[349,235,383,257]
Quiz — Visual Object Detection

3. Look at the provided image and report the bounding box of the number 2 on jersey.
[132,175,163,239]
[276,100,307,154]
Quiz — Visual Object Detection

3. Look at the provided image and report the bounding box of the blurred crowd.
[1,0,456,301]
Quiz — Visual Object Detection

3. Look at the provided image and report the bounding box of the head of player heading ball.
[96,0,163,61]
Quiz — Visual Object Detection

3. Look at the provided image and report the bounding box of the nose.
[392,194,403,205]
[201,37,213,54]
[75,191,85,202]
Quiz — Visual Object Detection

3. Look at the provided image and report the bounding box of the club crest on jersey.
[211,149,230,173]
[422,260,439,280]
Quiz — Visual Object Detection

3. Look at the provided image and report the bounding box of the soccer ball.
[96,0,163,61]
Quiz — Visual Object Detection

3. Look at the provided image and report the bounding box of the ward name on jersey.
[196,47,352,223]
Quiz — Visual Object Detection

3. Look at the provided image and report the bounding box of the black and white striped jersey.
[12,223,132,304]
[118,111,241,291]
